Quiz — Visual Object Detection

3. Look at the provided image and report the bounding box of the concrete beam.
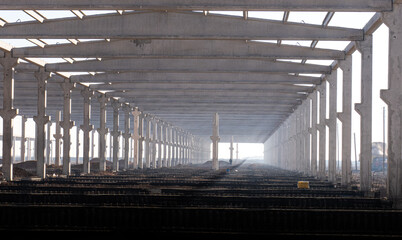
[108,89,307,98]
[89,82,315,93]
[0,0,392,11]
[45,58,332,74]
[13,39,345,60]
[0,11,363,40]
[71,72,322,85]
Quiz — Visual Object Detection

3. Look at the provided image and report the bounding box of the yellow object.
[297,181,310,189]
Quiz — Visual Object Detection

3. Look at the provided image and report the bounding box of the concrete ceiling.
[0,1,387,142]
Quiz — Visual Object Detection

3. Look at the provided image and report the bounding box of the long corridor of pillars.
[265,4,402,208]
[0,64,211,181]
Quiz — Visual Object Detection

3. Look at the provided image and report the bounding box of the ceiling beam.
[12,39,345,60]
[88,82,314,92]
[0,11,363,41]
[44,58,332,74]
[71,72,322,85]
[0,0,392,11]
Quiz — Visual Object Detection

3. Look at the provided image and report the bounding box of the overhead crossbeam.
[0,0,393,11]
[0,11,363,41]
[45,58,332,74]
[71,72,322,85]
[12,39,345,60]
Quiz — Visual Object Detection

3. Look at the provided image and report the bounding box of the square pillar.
[0,53,19,181]
[97,94,109,172]
[355,35,373,192]
[123,104,132,171]
[380,3,402,208]
[131,108,141,169]
[338,55,353,187]
[60,78,75,176]
[318,82,327,180]
[33,68,51,179]
[310,91,318,176]
[80,88,94,174]
[111,99,121,172]
[327,71,338,183]
[210,113,220,170]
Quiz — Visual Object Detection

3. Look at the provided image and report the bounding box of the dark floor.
[0,161,400,239]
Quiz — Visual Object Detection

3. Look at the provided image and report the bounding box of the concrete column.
[122,104,131,171]
[151,118,157,169]
[210,113,220,170]
[277,127,282,168]
[144,115,151,168]
[76,127,80,165]
[318,83,327,180]
[296,109,302,171]
[109,133,112,161]
[338,55,353,187]
[138,113,144,169]
[174,128,179,166]
[53,111,62,166]
[91,130,95,160]
[46,122,51,165]
[236,142,239,161]
[97,94,109,171]
[327,71,338,183]
[80,88,94,174]
[60,78,75,176]
[0,53,18,181]
[355,35,373,192]
[162,122,167,167]
[229,136,234,165]
[179,131,183,165]
[131,107,141,169]
[304,99,311,174]
[111,99,121,172]
[167,124,172,167]
[310,91,318,176]
[157,121,163,168]
[20,116,27,163]
[33,68,51,179]
[380,2,402,208]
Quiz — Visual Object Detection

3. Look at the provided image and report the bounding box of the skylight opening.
[0,10,35,23]
[36,10,76,20]
[247,11,284,21]
[80,10,122,16]
[315,41,351,51]
[208,11,243,17]
[304,60,334,66]
[40,39,71,45]
[328,12,376,29]
[281,40,312,47]
[299,73,324,78]
[276,59,303,63]
[0,39,36,48]
[287,11,328,25]
[249,40,278,44]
